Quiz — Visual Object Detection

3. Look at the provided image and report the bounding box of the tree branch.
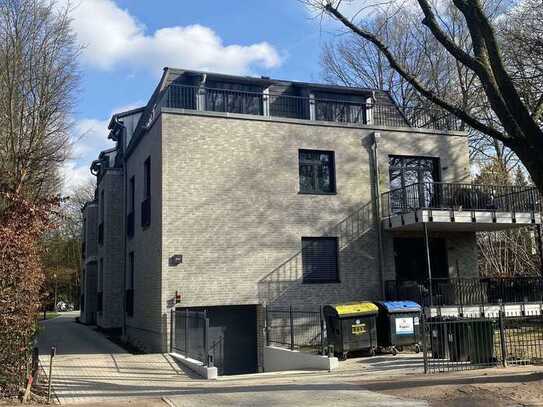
[323,2,509,142]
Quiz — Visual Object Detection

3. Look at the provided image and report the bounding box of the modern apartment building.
[80,68,541,375]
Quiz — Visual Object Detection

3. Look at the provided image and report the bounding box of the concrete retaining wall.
[263,346,338,372]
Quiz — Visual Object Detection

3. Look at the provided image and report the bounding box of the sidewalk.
[38,313,199,404]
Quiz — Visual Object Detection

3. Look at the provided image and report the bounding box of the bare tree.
[306,0,543,191]
[0,0,80,200]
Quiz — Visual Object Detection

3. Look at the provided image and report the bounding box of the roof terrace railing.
[156,83,462,131]
[381,182,541,218]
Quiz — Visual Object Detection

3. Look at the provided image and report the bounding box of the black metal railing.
[97,222,104,245]
[422,313,543,373]
[171,309,212,366]
[156,84,460,131]
[266,306,325,354]
[382,182,540,217]
[386,277,543,307]
[141,198,151,228]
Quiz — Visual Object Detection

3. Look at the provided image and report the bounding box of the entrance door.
[393,237,448,282]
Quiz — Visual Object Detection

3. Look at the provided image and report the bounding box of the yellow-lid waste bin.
[323,301,378,360]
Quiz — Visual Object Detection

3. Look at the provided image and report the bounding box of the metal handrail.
[382,182,540,217]
[153,83,460,131]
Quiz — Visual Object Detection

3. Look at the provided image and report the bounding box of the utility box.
[323,302,378,360]
[375,301,422,354]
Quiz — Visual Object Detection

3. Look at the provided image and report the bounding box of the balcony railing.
[382,182,541,218]
[155,84,461,131]
[385,277,543,307]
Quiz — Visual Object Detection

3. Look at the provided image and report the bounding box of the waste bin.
[323,302,378,360]
[429,316,470,362]
[429,317,494,364]
[375,301,422,355]
[467,319,495,365]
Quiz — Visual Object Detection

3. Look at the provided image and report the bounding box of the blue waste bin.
[375,301,422,354]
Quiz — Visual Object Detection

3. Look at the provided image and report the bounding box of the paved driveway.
[38,312,199,404]
[39,313,427,406]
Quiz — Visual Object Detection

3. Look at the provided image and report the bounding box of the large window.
[301,237,339,283]
[127,176,135,237]
[299,149,336,194]
[126,252,134,317]
[141,157,151,228]
[388,156,440,212]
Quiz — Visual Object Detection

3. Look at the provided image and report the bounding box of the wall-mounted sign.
[169,254,183,266]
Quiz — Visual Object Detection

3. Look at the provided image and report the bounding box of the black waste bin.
[468,319,496,365]
[323,302,378,360]
[429,317,495,364]
[429,316,469,362]
[375,301,422,354]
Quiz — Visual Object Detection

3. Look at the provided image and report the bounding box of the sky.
[62,0,346,194]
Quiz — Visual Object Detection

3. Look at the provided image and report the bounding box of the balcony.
[156,84,461,131]
[382,182,541,231]
[386,277,543,308]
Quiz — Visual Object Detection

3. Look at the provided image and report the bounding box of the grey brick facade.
[80,68,480,367]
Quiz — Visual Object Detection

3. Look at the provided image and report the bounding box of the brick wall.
[96,171,124,329]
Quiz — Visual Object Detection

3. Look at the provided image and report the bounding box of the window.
[127,176,135,237]
[143,158,151,199]
[98,190,104,245]
[388,156,440,212]
[141,157,151,227]
[97,258,104,313]
[299,150,336,194]
[301,237,339,283]
[126,252,134,317]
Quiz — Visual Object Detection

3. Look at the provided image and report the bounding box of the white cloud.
[63,0,281,75]
[61,102,144,195]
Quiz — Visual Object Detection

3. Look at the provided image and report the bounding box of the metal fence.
[382,182,540,218]
[171,309,212,365]
[266,306,325,354]
[157,84,460,131]
[422,313,543,373]
[385,277,543,307]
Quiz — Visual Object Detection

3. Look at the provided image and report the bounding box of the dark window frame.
[127,176,135,238]
[388,155,441,212]
[141,157,151,228]
[301,236,340,284]
[126,252,135,317]
[298,149,336,195]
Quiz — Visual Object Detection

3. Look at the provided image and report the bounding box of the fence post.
[421,313,428,374]
[320,305,325,356]
[289,306,295,351]
[499,310,508,367]
[265,306,270,347]
[185,309,189,358]
[203,310,209,366]
[170,308,175,353]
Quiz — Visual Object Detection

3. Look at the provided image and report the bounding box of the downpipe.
[370,132,386,299]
